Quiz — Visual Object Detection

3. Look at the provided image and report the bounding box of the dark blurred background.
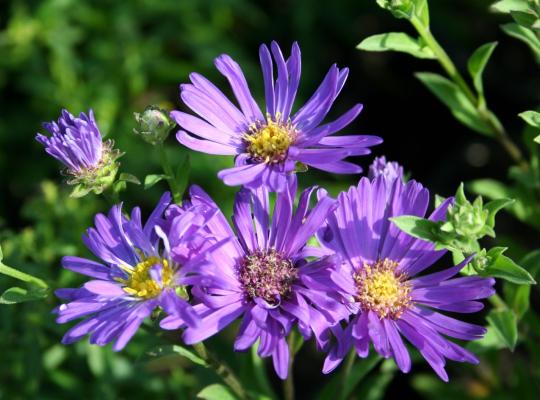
[1,0,538,399]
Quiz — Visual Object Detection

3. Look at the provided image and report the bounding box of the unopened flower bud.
[36,109,122,197]
[133,106,175,145]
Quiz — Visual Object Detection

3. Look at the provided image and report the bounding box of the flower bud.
[36,109,122,197]
[133,106,175,145]
[368,156,404,182]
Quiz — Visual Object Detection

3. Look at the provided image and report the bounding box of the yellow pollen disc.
[244,114,296,163]
[354,258,411,319]
[117,256,174,299]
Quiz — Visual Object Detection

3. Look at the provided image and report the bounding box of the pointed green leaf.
[484,198,514,228]
[0,286,48,304]
[490,0,529,14]
[519,110,540,128]
[467,42,497,98]
[357,32,436,59]
[118,173,141,185]
[0,244,3,261]
[534,134,540,143]
[511,10,538,28]
[197,384,238,400]
[415,72,492,135]
[390,216,440,242]
[487,309,518,351]
[483,254,536,284]
[143,174,170,190]
[501,23,540,61]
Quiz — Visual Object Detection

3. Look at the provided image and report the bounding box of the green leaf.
[519,110,540,128]
[511,10,539,28]
[357,32,436,59]
[535,134,540,143]
[501,23,540,61]
[487,309,518,351]
[490,0,530,13]
[483,254,536,284]
[390,216,440,242]
[197,384,237,400]
[143,174,169,190]
[0,244,3,261]
[69,184,92,198]
[467,42,497,98]
[144,344,207,367]
[118,173,141,185]
[0,286,48,304]
[509,249,540,318]
[484,198,514,228]
[467,326,507,353]
[415,72,492,135]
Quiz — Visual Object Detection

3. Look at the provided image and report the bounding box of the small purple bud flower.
[368,156,404,182]
[36,109,121,196]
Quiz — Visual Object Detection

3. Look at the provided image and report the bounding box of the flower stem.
[156,143,182,204]
[338,349,356,400]
[192,342,249,400]
[410,16,527,170]
[283,331,296,400]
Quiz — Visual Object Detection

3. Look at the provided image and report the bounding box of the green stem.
[489,293,508,310]
[0,262,48,289]
[338,349,356,400]
[410,16,527,169]
[157,144,182,203]
[192,342,249,400]
[283,331,296,400]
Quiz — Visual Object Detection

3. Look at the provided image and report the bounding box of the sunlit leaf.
[357,32,435,59]
[467,42,497,98]
[144,174,169,190]
[197,384,237,400]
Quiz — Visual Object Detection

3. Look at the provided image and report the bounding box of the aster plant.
[7,29,530,400]
[173,41,382,191]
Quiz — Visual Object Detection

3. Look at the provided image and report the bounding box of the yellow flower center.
[244,114,296,163]
[117,256,174,299]
[354,259,411,319]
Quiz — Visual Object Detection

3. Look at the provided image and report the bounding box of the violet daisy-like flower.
[36,109,121,195]
[172,41,382,192]
[160,179,350,379]
[318,174,495,381]
[54,192,212,350]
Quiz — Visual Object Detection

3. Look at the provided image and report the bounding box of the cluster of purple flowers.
[39,42,494,381]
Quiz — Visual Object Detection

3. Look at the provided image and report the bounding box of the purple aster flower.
[318,176,495,381]
[36,109,121,195]
[368,156,404,182]
[160,179,350,379]
[172,41,382,192]
[54,192,213,350]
